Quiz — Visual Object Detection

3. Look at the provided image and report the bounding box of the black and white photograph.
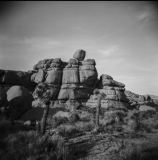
[0,1,158,160]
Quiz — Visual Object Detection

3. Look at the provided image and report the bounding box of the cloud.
[74,27,86,32]
[137,4,156,22]
[97,45,120,56]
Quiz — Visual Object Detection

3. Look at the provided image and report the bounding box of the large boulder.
[7,86,33,120]
[79,59,98,86]
[139,105,156,112]
[45,69,62,85]
[31,69,45,83]
[73,49,86,61]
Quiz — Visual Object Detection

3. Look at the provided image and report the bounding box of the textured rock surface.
[86,74,129,110]
[124,90,153,107]
[73,49,86,61]
[139,105,156,111]
[7,86,33,120]
[0,49,156,115]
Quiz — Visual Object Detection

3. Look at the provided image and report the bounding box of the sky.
[0,1,158,95]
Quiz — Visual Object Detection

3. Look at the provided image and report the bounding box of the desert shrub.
[75,121,95,132]
[142,117,158,130]
[77,110,92,122]
[47,116,69,128]
[56,124,80,137]
[0,120,12,139]
[139,110,156,119]
[1,130,81,160]
[69,113,80,123]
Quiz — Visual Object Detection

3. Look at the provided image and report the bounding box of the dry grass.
[0,120,84,160]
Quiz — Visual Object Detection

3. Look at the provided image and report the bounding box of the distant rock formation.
[124,90,153,106]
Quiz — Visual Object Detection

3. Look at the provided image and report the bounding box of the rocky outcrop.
[0,49,156,116]
[31,50,97,109]
[86,74,129,110]
[124,90,153,106]
[7,86,33,120]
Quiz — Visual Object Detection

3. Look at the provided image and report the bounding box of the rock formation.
[32,49,98,109]
[7,86,33,120]
[0,49,157,120]
[86,74,130,110]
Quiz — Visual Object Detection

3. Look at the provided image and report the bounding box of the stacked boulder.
[31,58,63,106]
[31,49,98,108]
[86,74,129,110]
[58,50,97,108]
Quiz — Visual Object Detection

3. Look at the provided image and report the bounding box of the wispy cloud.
[73,26,86,33]
[97,45,120,56]
[137,4,156,22]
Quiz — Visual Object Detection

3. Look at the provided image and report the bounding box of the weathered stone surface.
[79,65,96,71]
[98,89,116,95]
[100,74,113,80]
[79,70,98,86]
[33,59,51,70]
[45,69,62,84]
[86,99,129,109]
[62,68,79,84]
[79,59,96,65]
[68,58,78,65]
[139,105,156,111]
[138,95,146,102]
[115,90,129,102]
[7,86,33,120]
[58,87,92,100]
[32,69,46,83]
[124,90,154,107]
[102,79,125,87]
[73,49,86,61]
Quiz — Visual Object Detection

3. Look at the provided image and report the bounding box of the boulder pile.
[86,74,129,110]
[0,49,157,120]
[31,49,98,108]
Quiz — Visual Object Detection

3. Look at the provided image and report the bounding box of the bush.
[1,130,81,160]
